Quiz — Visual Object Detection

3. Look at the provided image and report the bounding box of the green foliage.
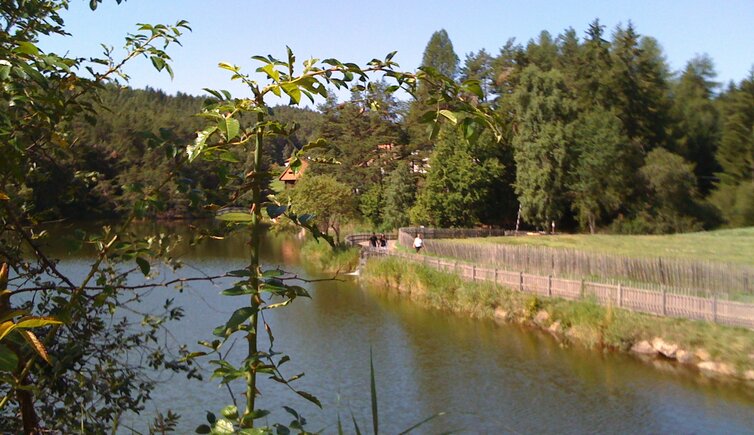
[360,183,384,228]
[511,65,575,229]
[638,148,705,233]
[291,174,358,243]
[420,29,459,80]
[711,71,754,226]
[0,2,198,431]
[382,163,417,230]
[412,126,504,227]
[669,55,721,193]
[569,110,633,233]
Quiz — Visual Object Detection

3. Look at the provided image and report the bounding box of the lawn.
[466,227,754,265]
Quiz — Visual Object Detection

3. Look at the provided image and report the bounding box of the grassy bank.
[362,256,754,378]
[465,227,754,265]
[300,238,360,273]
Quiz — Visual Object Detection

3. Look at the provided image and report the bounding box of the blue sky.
[40,0,754,102]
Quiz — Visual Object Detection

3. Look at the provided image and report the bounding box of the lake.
[48,224,754,433]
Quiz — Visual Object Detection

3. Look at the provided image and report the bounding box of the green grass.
[363,257,754,374]
[466,227,754,265]
[300,238,360,273]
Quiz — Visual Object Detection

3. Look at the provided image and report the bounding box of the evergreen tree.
[511,65,575,230]
[569,110,633,233]
[460,49,494,101]
[525,30,559,71]
[410,126,503,227]
[670,54,721,193]
[420,29,460,79]
[382,163,417,230]
[608,23,673,150]
[710,70,754,226]
[406,29,461,155]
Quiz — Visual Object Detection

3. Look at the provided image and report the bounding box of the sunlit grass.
[464,227,754,265]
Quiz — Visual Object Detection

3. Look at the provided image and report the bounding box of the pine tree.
[608,23,673,150]
[410,126,503,227]
[710,70,754,226]
[382,163,417,230]
[406,29,461,155]
[670,54,721,193]
[569,110,632,233]
[511,65,575,229]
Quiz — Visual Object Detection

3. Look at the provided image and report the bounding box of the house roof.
[278,158,309,182]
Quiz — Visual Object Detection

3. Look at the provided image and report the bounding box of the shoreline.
[361,256,754,384]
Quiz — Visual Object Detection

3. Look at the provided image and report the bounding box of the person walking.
[413,233,423,253]
[369,232,377,248]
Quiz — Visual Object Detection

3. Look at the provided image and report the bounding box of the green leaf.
[227,269,251,277]
[438,109,458,125]
[225,307,256,331]
[220,405,238,419]
[296,390,322,408]
[15,41,40,56]
[195,424,211,434]
[462,79,484,98]
[220,285,253,296]
[218,117,240,141]
[136,257,150,276]
[206,411,216,424]
[0,344,18,372]
[266,204,287,219]
[150,55,166,71]
[14,317,62,330]
[188,126,218,162]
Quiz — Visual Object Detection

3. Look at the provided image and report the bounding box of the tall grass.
[300,239,360,273]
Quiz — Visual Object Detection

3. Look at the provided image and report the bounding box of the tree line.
[35,20,754,235]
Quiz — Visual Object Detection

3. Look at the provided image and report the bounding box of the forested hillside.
[33,85,321,219]
[46,21,753,234]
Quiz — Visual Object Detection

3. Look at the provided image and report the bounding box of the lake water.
[48,225,754,434]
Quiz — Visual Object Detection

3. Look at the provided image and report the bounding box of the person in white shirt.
[413,234,423,253]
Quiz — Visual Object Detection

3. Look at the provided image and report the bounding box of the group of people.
[368,233,388,250]
[368,232,424,253]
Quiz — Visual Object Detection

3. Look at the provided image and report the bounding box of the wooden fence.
[397,229,754,299]
[347,230,754,329]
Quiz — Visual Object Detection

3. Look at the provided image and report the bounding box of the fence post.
[494,268,499,285]
[713,293,718,323]
[547,275,552,297]
[618,283,623,308]
[454,260,458,273]
[580,279,585,299]
[662,286,667,316]
[744,272,750,294]
[472,265,476,281]
[519,272,524,292]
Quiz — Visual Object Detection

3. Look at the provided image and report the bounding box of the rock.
[534,310,550,326]
[548,321,562,335]
[698,361,736,377]
[695,349,711,362]
[651,337,678,359]
[493,307,508,320]
[675,350,696,364]
[744,370,754,381]
[631,340,658,356]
